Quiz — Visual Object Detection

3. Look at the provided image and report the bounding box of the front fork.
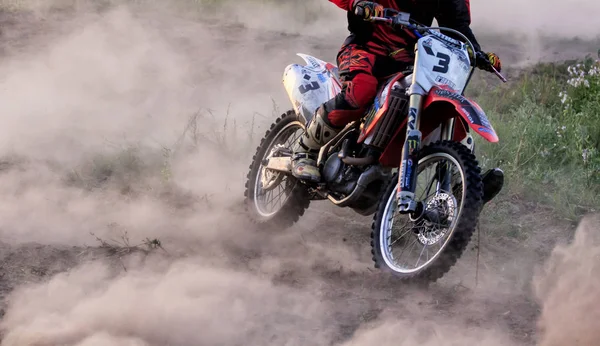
[397,89,456,215]
[397,92,423,214]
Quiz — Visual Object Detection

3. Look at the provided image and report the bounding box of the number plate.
[414,36,471,93]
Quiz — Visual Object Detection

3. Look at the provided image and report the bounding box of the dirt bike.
[244,9,507,283]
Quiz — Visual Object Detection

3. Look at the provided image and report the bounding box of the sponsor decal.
[400,158,413,189]
[317,73,327,83]
[408,107,417,130]
[400,160,408,188]
[435,88,465,102]
[373,96,380,109]
[403,158,413,189]
[435,75,457,90]
[407,139,418,155]
[306,56,320,68]
[431,31,461,47]
[478,126,494,135]
[454,50,471,71]
[363,105,377,126]
[478,113,492,129]
[409,107,417,118]
[461,107,475,123]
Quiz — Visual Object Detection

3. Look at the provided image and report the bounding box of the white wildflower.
[560,92,568,104]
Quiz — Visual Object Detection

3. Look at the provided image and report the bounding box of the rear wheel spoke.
[253,121,302,218]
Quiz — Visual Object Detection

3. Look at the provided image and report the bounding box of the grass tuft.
[470,56,600,222]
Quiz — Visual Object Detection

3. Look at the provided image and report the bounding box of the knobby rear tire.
[243,110,310,230]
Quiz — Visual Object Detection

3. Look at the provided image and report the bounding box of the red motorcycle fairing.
[377,86,497,168]
[357,72,407,143]
[377,109,469,167]
[423,86,499,143]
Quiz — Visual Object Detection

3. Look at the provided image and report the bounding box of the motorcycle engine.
[322,151,359,195]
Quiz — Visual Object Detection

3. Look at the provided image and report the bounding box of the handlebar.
[361,9,507,83]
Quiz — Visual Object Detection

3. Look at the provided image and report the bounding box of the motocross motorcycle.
[243,9,507,283]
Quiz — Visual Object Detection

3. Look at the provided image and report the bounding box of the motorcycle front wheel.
[370,140,484,284]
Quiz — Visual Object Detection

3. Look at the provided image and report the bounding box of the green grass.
[468,56,600,221]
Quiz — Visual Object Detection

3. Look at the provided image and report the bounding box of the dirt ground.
[0,193,579,345]
[0,3,598,345]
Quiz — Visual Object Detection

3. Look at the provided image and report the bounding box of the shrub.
[474,57,600,219]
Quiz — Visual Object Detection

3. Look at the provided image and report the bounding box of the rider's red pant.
[322,43,410,128]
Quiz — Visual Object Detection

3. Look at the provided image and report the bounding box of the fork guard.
[423,86,499,143]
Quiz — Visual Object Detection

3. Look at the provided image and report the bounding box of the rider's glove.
[353,1,384,21]
[476,51,502,73]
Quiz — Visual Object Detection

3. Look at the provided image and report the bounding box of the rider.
[291,0,504,204]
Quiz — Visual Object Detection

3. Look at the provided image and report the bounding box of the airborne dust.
[0,0,598,345]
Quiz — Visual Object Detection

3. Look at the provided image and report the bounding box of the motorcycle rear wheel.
[370,140,484,283]
[243,110,310,230]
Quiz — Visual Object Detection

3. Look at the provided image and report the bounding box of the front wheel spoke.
[380,151,468,274]
[419,188,451,205]
[430,211,453,233]
[418,167,436,201]
[389,226,413,248]
[388,219,424,248]
[415,242,429,268]
[387,213,410,231]
[396,237,419,266]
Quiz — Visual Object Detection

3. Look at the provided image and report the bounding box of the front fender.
[423,86,499,143]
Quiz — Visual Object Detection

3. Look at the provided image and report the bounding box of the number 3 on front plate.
[433,53,450,73]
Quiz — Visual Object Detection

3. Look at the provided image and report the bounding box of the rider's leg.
[291,44,378,182]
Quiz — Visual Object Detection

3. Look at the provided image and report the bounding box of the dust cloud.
[471,0,600,40]
[0,258,337,345]
[0,3,372,344]
[533,214,600,346]
[471,0,600,64]
[0,3,296,245]
[0,0,598,345]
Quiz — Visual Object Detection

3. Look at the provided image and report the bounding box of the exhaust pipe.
[327,165,391,207]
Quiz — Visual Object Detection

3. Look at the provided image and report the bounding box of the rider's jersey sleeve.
[435,0,482,52]
[329,0,355,11]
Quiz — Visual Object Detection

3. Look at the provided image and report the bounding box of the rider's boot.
[481,167,504,204]
[291,105,342,183]
[461,133,504,205]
